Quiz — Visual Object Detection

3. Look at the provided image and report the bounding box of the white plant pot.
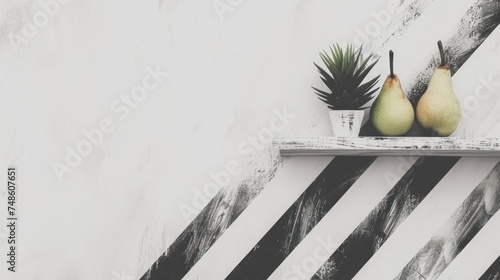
[329,110,364,137]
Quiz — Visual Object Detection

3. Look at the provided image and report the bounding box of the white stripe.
[181,156,333,280]
[437,211,500,280]
[352,157,499,280]
[268,156,417,280]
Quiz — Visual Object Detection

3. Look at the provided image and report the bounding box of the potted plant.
[313,44,380,137]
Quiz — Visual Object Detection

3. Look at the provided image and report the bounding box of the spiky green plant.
[313,44,380,110]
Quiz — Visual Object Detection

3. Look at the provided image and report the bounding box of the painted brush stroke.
[480,255,500,280]
[396,162,500,280]
[138,0,431,278]
[311,157,458,279]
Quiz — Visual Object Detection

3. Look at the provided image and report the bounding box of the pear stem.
[438,40,446,67]
[389,50,394,78]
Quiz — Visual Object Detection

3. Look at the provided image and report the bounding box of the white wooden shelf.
[273,137,500,157]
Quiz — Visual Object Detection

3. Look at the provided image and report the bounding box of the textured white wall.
[0,0,499,279]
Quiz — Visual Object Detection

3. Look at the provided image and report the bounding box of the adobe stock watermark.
[51,65,169,182]
[8,0,71,50]
[383,150,427,187]
[463,71,500,113]
[281,234,339,280]
[213,0,243,21]
[178,106,296,223]
[353,0,400,46]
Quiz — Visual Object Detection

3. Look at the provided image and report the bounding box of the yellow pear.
[371,50,415,136]
[416,41,461,136]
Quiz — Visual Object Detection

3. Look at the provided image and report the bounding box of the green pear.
[416,41,461,136]
[371,50,415,136]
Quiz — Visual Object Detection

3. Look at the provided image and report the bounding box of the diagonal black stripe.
[480,255,500,280]
[225,156,376,279]
[396,162,500,280]
[228,0,500,278]
[138,169,280,280]
[138,1,430,279]
[312,157,459,279]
